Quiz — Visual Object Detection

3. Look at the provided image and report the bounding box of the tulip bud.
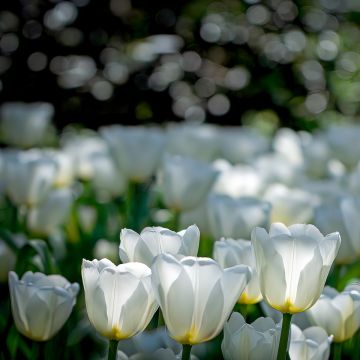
[119,225,200,267]
[213,238,262,304]
[289,324,332,360]
[0,102,54,148]
[208,194,271,240]
[252,223,341,314]
[101,125,166,182]
[151,254,251,344]
[159,154,218,211]
[8,271,79,341]
[81,259,158,340]
[306,285,360,342]
[222,312,281,360]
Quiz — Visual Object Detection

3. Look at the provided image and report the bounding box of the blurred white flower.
[62,129,109,181]
[45,150,74,188]
[263,184,317,225]
[159,154,218,211]
[166,123,219,162]
[207,194,271,240]
[289,324,332,360]
[325,124,360,169]
[254,153,302,186]
[27,188,73,236]
[314,196,360,264]
[90,153,127,198]
[252,223,341,313]
[151,253,251,344]
[212,160,263,198]
[0,102,54,147]
[93,239,119,264]
[117,348,198,360]
[119,225,200,267]
[8,271,79,341]
[101,125,165,182]
[4,150,57,206]
[222,312,281,360]
[306,285,360,342]
[213,238,262,304]
[219,127,269,164]
[81,259,158,340]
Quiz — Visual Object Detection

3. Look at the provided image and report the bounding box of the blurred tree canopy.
[1,0,360,131]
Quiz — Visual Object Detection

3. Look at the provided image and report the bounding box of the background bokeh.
[1,0,360,131]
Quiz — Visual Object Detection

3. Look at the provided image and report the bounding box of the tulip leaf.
[0,228,21,252]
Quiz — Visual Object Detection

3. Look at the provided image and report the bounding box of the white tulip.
[252,223,341,313]
[151,254,251,344]
[0,102,54,147]
[81,259,158,340]
[325,124,360,168]
[166,123,219,162]
[263,184,317,226]
[62,129,109,181]
[27,188,73,235]
[219,127,269,164]
[8,271,79,341]
[119,225,200,267]
[4,150,57,206]
[314,197,360,264]
[213,238,262,304]
[212,161,263,198]
[207,194,271,240]
[306,285,360,342]
[222,312,281,360]
[159,154,218,211]
[101,125,165,182]
[289,324,332,360]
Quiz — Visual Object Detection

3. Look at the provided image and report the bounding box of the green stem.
[182,344,192,360]
[240,304,248,320]
[108,340,118,360]
[333,342,342,360]
[173,210,180,231]
[277,313,292,360]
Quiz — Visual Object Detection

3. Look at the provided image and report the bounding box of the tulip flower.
[27,188,73,236]
[100,125,165,182]
[289,324,332,360]
[0,102,54,147]
[314,197,360,264]
[213,238,262,304]
[159,154,218,212]
[221,312,281,360]
[208,194,271,240]
[90,152,127,198]
[62,129,110,181]
[8,271,79,341]
[4,150,57,206]
[263,184,316,226]
[118,326,181,356]
[252,223,340,314]
[166,123,219,162]
[252,223,340,360]
[306,285,360,343]
[81,259,158,341]
[325,123,360,168]
[212,160,263,198]
[219,126,269,164]
[151,253,251,354]
[119,225,200,267]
